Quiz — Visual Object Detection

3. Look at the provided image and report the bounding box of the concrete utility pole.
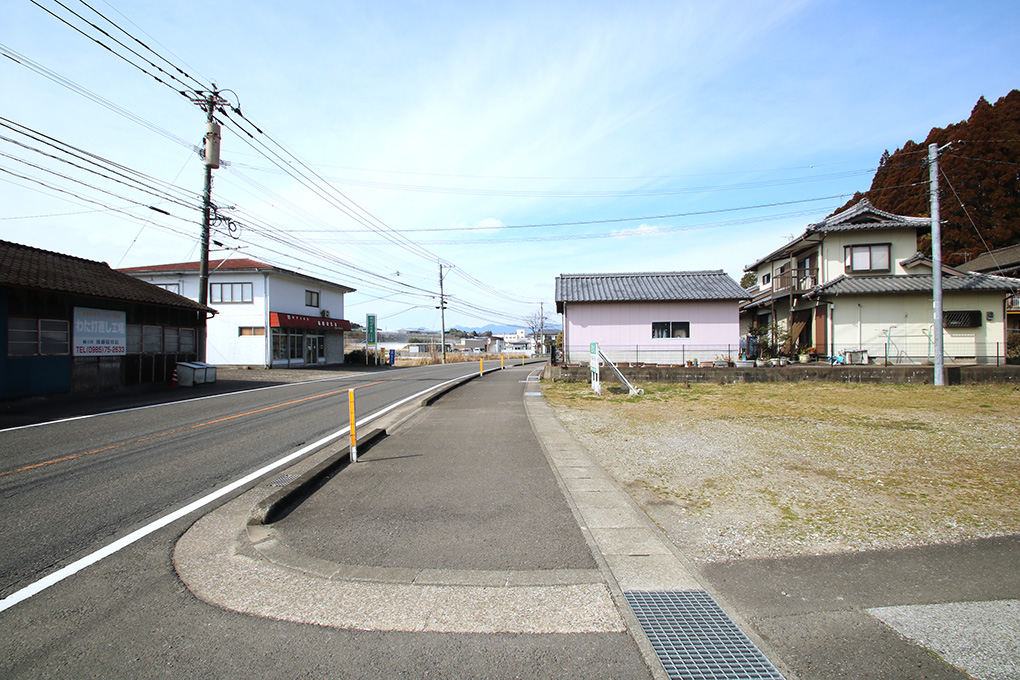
[438,263,449,364]
[539,301,544,355]
[929,142,946,386]
[195,87,225,309]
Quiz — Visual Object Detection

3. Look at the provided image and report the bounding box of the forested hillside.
[835,90,1020,266]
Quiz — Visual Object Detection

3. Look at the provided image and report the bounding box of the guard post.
[349,389,358,463]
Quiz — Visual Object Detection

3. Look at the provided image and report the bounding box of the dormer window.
[844,244,891,273]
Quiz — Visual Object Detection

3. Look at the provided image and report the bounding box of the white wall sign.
[73,307,126,356]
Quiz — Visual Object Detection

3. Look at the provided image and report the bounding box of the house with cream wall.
[742,199,1019,364]
[120,258,354,367]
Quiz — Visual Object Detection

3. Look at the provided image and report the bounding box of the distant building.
[961,243,1020,331]
[120,258,354,367]
[1,240,212,399]
[456,336,504,354]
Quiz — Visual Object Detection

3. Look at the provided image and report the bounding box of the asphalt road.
[0,362,492,603]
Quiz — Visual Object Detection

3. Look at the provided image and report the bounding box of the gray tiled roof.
[808,198,930,232]
[746,199,929,271]
[0,240,213,312]
[809,273,1020,297]
[555,271,749,306]
[960,243,1020,274]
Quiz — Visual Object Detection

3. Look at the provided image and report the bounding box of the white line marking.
[0,372,474,614]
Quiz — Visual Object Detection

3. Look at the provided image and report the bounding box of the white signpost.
[590,341,642,397]
[365,313,377,365]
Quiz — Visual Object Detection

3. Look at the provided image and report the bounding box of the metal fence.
[564,337,1012,367]
[563,344,742,366]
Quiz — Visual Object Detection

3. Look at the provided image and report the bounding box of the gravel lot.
[543,381,1020,563]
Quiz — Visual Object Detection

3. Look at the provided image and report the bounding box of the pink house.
[555,271,749,365]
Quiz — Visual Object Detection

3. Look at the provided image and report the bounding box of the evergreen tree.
[834,90,1020,265]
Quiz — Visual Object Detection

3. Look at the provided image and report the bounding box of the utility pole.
[438,263,449,364]
[539,301,544,356]
[929,142,948,386]
[194,87,226,309]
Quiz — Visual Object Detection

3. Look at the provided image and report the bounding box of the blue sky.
[2,1,1018,330]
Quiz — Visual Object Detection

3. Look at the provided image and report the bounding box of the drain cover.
[625,590,784,680]
[265,473,299,487]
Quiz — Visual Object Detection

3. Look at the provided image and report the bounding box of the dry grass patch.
[543,381,1020,562]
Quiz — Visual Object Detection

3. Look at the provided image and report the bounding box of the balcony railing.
[773,267,818,294]
[1008,293,1020,311]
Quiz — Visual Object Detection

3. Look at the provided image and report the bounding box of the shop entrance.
[305,335,320,365]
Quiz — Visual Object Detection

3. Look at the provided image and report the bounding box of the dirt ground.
[542,380,1020,563]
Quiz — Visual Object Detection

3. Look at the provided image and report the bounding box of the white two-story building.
[121,258,354,367]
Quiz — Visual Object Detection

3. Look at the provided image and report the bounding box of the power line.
[28,0,200,99]
[0,120,201,211]
[228,162,881,199]
[0,42,196,150]
[77,0,208,91]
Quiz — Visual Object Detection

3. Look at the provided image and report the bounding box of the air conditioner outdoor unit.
[320,310,330,318]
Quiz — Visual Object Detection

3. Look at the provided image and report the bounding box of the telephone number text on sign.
[75,344,126,355]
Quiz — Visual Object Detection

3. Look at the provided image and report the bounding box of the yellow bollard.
[349,389,357,463]
[479,358,484,376]
[500,356,504,370]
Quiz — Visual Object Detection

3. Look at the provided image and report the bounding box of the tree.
[832,90,1020,266]
[524,309,549,354]
[740,271,757,289]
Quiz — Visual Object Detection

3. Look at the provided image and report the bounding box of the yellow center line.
[0,378,392,479]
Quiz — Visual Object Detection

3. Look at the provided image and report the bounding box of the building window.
[944,310,982,328]
[180,328,196,353]
[127,325,143,353]
[652,321,691,339]
[8,318,69,356]
[844,244,891,273]
[125,326,194,354]
[142,325,163,353]
[210,282,253,303]
[305,290,320,308]
[239,326,266,336]
[156,283,181,294]
[761,273,771,286]
[164,327,180,353]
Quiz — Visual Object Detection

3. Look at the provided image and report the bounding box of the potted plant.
[799,346,815,363]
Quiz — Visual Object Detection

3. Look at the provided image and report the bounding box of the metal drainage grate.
[265,473,300,487]
[625,590,784,680]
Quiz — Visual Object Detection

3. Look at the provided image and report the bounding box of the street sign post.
[366,314,377,365]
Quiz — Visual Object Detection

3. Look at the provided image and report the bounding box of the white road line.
[0,372,473,614]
